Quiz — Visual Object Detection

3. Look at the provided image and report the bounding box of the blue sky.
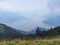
[0,0,60,31]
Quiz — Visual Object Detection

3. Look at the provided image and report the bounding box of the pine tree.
[36,27,42,39]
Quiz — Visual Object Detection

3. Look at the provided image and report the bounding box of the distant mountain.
[0,23,47,39]
[0,23,24,39]
[27,27,47,35]
[0,12,26,23]
[16,27,47,35]
[16,29,29,35]
[43,13,60,26]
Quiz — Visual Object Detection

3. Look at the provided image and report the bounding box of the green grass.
[0,38,60,45]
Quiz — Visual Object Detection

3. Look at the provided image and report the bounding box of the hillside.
[0,23,60,40]
[0,23,24,39]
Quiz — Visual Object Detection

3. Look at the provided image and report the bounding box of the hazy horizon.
[0,0,60,31]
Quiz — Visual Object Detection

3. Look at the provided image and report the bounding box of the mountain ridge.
[0,23,24,39]
[0,23,47,39]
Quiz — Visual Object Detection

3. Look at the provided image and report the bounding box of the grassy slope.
[0,25,60,45]
[0,38,60,45]
[0,25,4,33]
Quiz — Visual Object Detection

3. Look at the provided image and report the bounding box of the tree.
[36,27,42,39]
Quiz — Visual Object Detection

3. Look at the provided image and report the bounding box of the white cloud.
[0,1,14,11]
[0,1,25,12]
[0,0,60,31]
[48,0,60,12]
[0,0,60,13]
[0,0,50,13]
[9,16,49,31]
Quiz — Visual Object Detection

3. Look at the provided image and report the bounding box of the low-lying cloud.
[0,0,60,31]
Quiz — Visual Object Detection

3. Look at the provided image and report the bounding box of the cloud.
[0,0,50,13]
[48,0,60,12]
[0,0,60,13]
[0,0,60,31]
[43,13,60,27]
[10,16,49,31]
[0,1,22,12]
[0,12,27,23]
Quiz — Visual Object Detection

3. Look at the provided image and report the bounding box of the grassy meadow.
[0,38,60,45]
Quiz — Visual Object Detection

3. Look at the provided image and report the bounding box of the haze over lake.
[0,0,60,31]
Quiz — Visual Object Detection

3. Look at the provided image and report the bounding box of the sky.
[0,0,60,31]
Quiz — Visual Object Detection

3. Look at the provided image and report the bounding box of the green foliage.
[35,26,60,39]
[46,26,60,38]
[20,26,60,40]
[7,43,15,45]
[23,34,36,40]
[0,25,4,33]
[0,23,60,40]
